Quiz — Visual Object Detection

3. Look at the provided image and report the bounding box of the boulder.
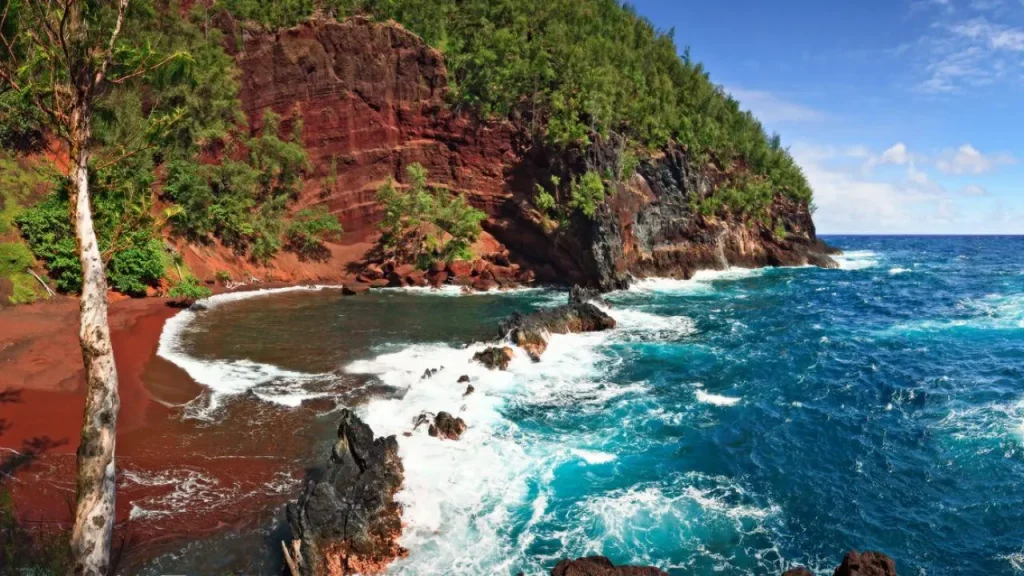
[473,346,515,370]
[783,569,814,576]
[428,270,449,288]
[370,278,391,288]
[498,287,616,361]
[833,551,897,576]
[343,282,371,296]
[472,259,489,276]
[407,269,428,287]
[472,277,498,292]
[428,411,467,440]
[457,375,470,383]
[551,556,668,576]
[447,260,473,278]
[285,409,406,575]
[463,384,475,396]
[361,264,385,281]
[429,260,447,273]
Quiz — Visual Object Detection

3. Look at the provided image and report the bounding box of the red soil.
[0,296,321,566]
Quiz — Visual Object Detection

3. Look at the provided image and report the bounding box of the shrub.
[286,207,343,258]
[533,185,556,214]
[568,171,606,219]
[168,276,212,302]
[106,240,166,296]
[215,270,232,283]
[377,163,485,263]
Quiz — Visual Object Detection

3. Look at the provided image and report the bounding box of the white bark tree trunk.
[67,110,120,576]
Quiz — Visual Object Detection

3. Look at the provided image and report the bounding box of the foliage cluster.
[0,489,71,574]
[286,206,343,258]
[168,276,212,301]
[218,0,813,221]
[377,163,485,265]
[3,1,316,296]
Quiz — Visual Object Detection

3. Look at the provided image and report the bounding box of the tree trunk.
[67,108,120,576]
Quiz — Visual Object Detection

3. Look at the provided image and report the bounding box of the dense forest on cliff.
[0,0,813,303]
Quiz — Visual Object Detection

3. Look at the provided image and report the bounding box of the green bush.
[286,206,343,257]
[0,242,34,276]
[377,163,485,264]
[168,276,212,301]
[568,171,606,219]
[107,239,166,296]
[533,186,556,214]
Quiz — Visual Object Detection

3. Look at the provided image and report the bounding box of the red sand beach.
[0,296,323,566]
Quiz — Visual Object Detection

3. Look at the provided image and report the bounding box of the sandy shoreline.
[0,288,339,568]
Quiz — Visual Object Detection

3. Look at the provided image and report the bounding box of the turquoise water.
[161,236,1024,575]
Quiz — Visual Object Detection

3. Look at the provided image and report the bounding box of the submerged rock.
[499,287,615,361]
[551,556,668,576]
[473,346,515,370]
[284,409,405,575]
[428,411,467,440]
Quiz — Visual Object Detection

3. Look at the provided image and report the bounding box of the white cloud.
[727,88,826,124]
[935,144,1016,174]
[792,142,1013,234]
[951,18,1024,50]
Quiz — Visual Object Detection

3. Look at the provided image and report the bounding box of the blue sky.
[631,0,1024,234]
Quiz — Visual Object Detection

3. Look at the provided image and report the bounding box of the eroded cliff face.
[211,16,835,290]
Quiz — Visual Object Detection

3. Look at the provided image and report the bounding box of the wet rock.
[369,278,391,288]
[428,270,449,288]
[343,282,371,296]
[498,288,615,361]
[427,411,467,440]
[833,551,897,576]
[285,409,406,575]
[551,556,668,576]
[463,384,475,396]
[457,375,470,383]
[421,367,442,380]
[783,569,814,576]
[473,346,515,370]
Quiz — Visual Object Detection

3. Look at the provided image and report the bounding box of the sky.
[631,0,1024,234]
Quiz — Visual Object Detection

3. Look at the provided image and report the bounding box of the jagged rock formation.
[284,410,405,575]
[498,288,616,360]
[473,346,515,370]
[550,556,668,576]
[428,411,467,440]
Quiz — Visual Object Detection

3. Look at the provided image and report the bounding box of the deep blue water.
[162,236,1024,575]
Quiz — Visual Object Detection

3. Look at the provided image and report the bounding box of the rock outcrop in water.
[428,411,467,440]
[784,550,897,576]
[498,287,615,361]
[473,346,515,370]
[550,556,668,576]
[284,409,405,575]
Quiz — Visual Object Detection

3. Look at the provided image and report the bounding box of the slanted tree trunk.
[67,107,120,576]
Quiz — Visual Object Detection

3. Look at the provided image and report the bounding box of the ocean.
[149,236,1024,575]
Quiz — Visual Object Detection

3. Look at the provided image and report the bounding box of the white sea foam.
[888,267,911,275]
[887,293,1024,333]
[157,286,341,417]
[695,389,742,407]
[347,326,649,575]
[598,304,697,341]
[628,267,764,294]
[379,285,545,297]
[832,250,879,271]
[571,448,618,465]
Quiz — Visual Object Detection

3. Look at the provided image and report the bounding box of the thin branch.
[107,52,180,85]
[93,0,128,88]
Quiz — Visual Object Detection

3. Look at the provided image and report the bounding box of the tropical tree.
[0,0,183,572]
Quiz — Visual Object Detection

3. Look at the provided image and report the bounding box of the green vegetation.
[219,0,812,221]
[0,489,71,574]
[0,2,316,298]
[377,163,486,265]
[568,171,607,219]
[168,276,212,302]
[286,207,343,258]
